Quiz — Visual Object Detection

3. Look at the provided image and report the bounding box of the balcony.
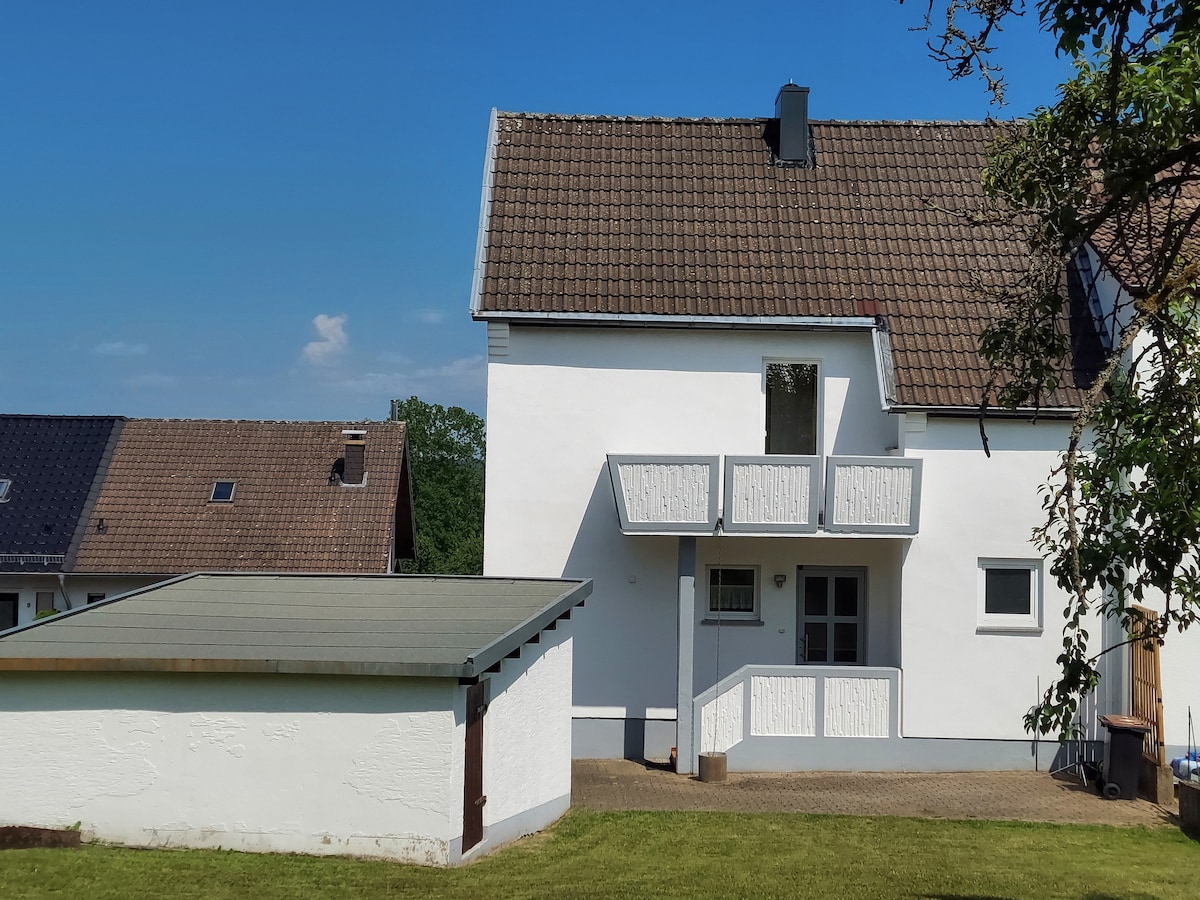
[607,454,921,537]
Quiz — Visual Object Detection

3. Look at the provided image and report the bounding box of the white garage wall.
[0,672,459,864]
[479,621,574,852]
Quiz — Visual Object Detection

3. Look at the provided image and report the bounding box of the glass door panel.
[802,621,828,663]
[797,571,864,665]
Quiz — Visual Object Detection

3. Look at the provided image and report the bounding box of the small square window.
[86,593,105,605]
[210,481,236,503]
[978,559,1041,631]
[707,566,759,620]
[35,591,55,613]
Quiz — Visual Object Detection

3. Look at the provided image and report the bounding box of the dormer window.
[210,480,236,503]
[0,479,10,502]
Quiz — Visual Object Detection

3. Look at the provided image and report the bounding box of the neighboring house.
[0,571,590,864]
[472,86,1197,772]
[0,417,415,627]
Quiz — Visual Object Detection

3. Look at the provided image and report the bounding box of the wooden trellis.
[1130,604,1166,766]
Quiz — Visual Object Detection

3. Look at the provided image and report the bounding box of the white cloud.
[92,341,148,357]
[414,309,446,325]
[326,355,485,396]
[302,314,349,365]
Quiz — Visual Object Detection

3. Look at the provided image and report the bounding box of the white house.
[0,572,590,864]
[470,86,1198,774]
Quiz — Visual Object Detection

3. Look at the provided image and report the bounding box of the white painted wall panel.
[483,624,573,833]
[750,675,816,736]
[824,676,890,738]
[831,464,913,527]
[731,463,811,525]
[699,683,743,754]
[618,463,710,524]
[0,673,459,864]
[901,418,1079,741]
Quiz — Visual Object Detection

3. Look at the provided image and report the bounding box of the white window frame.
[763,359,822,457]
[977,558,1043,633]
[705,565,760,622]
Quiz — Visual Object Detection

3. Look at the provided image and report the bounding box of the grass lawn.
[1,811,1196,899]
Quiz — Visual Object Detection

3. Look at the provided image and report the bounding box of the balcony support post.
[676,535,697,774]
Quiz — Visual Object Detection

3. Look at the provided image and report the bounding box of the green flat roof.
[0,573,591,679]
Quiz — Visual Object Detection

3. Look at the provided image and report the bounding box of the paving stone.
[572,759,1178,827]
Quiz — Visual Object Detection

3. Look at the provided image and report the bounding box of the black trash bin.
[1098,714,1151,800]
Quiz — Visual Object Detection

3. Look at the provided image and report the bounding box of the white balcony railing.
[694,664,902,762]
[607,454,921,536]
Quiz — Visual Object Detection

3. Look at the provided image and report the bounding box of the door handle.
[475,795,488,808]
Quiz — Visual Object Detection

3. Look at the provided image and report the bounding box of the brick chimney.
[341,429,366,485]
[775,83,812,166]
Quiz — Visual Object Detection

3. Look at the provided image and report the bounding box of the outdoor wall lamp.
[773,573,787,589]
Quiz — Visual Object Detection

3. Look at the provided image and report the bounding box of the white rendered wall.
[900,417,1083,741]
[479,622,573,850]
[0,672,460,864]
[484,326,896,727]
[0,574,164,628]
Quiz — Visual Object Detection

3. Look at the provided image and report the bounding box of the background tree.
[911,1,1200,735]
[390,396,485,575]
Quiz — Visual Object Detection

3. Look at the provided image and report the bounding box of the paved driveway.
[572,759,1178,827]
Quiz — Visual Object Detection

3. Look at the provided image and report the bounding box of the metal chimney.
[341,429,366,485]
[775,83,811,166]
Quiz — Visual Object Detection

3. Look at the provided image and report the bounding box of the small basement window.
[0,479,11,502]
[707,566,760,621]
[978,559,1042,632]
[86,593,106,605]
[210,481,236,503]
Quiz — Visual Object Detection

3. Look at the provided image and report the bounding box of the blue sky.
[2,1,1072,421]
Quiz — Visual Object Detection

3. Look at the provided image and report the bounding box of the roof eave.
[468,108,499,319]
[472,309,880,330]
[466,578,593,675]
[891,404,1080,419]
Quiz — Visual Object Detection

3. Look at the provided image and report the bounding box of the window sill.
[976,623,1043,635]
[701,618,764,627]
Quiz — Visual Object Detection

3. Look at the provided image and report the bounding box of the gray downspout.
[56,572,74,610]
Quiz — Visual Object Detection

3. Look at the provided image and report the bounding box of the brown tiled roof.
[477,113,1087,408]
[1090,173,1200,295]
[72,420,411,575]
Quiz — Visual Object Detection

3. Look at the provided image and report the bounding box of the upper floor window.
[765,362,818,455]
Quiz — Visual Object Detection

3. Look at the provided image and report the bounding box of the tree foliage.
[912,1,1200,735]
[390,396,485,575]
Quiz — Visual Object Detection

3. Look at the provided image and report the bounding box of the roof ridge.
[495,111,998,127]
[123,418,393,425]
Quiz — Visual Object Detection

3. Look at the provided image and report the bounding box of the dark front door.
[797,570,865,664]
[0,593,17,631]
[462,681,487,852]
